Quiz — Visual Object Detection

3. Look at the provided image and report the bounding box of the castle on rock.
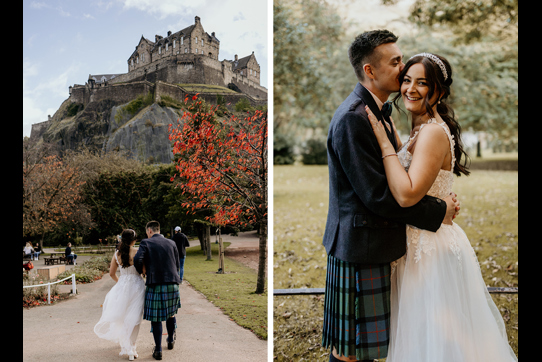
[68,16,267,106]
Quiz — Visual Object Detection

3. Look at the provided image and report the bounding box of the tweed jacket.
[323,83,447,264]
[134,234,182,286]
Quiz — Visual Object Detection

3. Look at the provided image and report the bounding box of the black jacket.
[323,83,447,264]
[134,234,182,286]
[172,232,190,258]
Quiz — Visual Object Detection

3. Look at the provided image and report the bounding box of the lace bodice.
[397,119,455,199]
[397,119,458,265]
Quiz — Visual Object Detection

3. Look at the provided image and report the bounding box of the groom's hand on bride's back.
[442,193,460,225]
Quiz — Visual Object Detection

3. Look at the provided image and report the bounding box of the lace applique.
[407,226,437,263]
[445,225,463,271]
[398,119,462,265]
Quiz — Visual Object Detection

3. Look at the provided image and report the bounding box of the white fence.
[23,274,77,305]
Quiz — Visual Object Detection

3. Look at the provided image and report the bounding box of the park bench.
[44,252,70,266]
[44,257,59,266]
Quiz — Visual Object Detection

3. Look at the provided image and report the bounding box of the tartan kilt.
[322,255,392,361]
[144,284,181,323]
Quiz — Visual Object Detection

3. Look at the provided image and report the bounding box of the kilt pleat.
[322,255,391,360]
[144,284,181,322]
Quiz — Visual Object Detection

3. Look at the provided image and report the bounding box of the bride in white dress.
[95,229,146,361]
[368,53,517,361]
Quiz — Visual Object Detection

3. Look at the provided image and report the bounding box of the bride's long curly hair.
[118,229,137,268]
[393,53,471,177]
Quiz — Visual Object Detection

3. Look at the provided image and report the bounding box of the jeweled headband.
[409,53,449,81]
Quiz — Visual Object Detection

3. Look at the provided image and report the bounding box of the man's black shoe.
[153,348,163,360]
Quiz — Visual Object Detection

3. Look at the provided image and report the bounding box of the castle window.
[181,37,184,45]
[196,37,198,44]
[201,39,204,46]
[185,48,188,53]
[173,40,176,49]
[166,43,169,52]
[159,47,162,55]
[196,48,198,54]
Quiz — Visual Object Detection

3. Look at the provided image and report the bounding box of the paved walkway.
[23,232,267,362]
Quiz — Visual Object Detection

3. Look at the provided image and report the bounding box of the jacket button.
[437,199,442,204]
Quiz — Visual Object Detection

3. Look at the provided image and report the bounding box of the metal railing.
[274,287,518,296]
[23,274,77,305]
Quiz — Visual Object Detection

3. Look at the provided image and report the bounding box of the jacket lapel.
[357,84,398,150]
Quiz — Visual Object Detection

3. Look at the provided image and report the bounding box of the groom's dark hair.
[349,29,399,82]
[146,221,160,233]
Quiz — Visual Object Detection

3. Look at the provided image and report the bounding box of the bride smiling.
[367,52,517,361]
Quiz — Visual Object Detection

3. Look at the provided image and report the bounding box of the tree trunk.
[196,224,206,252]
[255,223,267,294]
[218,228,225,274]
[206,225,212,261]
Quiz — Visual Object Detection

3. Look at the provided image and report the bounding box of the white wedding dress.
[95,251,146,358]
[387,120,517,361]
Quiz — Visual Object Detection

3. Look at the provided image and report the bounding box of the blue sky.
[23,0,269,137]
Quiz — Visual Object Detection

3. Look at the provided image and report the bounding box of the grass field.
[184,243,268,340]
[273,165,518,361]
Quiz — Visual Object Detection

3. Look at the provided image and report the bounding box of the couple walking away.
[94,221,182,361]
[322,30,517,361]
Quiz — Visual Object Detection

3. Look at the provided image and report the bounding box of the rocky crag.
[33,95,182,164]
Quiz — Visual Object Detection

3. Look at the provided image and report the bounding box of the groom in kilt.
[135,221,182,361]
[322,30,458,361]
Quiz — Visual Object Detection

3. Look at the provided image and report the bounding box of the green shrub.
[235,98,254,112]
[57,253,114,284]
[274,133,296,165]
[301,138,328,165]
[66,102,84,117]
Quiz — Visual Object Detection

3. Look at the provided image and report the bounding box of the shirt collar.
[365,86,384,111]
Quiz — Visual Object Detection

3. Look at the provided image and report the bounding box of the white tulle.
[94,252,146,357]
[387,121,517,361]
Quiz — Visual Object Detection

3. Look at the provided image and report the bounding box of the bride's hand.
[366,106,394,153]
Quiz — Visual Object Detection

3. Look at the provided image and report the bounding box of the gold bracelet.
[382,153,398,159]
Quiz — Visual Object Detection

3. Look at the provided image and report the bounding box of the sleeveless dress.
[94,251,146,358]
[387,120,517,361]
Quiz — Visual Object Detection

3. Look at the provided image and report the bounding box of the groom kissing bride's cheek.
[321,29,517,362]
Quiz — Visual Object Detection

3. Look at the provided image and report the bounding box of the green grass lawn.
[178,83,238,94]
[184,243,268,340]
[273,165,518,361]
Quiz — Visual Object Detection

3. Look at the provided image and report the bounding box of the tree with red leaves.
[23,139,88,245]
[169,95,268,294]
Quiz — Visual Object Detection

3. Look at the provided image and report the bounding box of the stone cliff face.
[105,103,182,164]
[38,98,183,164]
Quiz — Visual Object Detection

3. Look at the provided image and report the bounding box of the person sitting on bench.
[65,243,78,265]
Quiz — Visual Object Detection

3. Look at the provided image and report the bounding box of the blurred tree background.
[274,0,518,164]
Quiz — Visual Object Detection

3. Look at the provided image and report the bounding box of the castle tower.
[127,16,221,73]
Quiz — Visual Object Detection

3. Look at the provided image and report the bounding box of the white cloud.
[121,0,201,19]
[23,60,80,137]
[233,12,246,22]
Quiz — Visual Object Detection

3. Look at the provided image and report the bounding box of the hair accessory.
[410,53,449,81]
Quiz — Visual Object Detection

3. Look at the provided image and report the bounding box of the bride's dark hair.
[119,229,137,268]
[393,53,471,177]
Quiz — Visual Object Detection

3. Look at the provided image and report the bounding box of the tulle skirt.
[388,223,517,361]
[94,274,146,357]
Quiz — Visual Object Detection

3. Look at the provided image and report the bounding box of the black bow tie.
[382,101,393,118]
